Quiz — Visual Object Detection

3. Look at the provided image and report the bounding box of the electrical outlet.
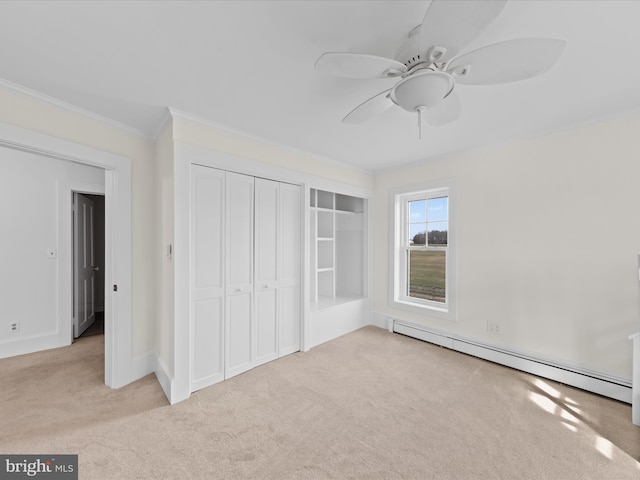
[487,321,501,334]
[9,322,19,333]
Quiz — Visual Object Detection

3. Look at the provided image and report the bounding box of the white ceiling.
[1,1,639,172]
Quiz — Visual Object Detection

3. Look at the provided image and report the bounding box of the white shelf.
[335,193,364,213]
[317,190,334,209]
[311,295,365,311]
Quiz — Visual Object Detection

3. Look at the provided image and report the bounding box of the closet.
[190,165,301,392]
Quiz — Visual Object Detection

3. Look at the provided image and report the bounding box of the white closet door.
[254,178,279,365]
[279,183,301,356]
[225,172,255,378]
[190,165,225,390]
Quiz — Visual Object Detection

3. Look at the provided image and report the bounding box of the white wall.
[154,119,174,377]
[374,115,640,381]
[0,147,104,355]
[171,113,373,191]
[0,84,156,358]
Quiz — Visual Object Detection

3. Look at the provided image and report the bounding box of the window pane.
[427,196,448,222]
[409,200,426,245]
[427,222,448,246]
[409,224,426,245]
[408,250,446,303]
[409,199,426,223]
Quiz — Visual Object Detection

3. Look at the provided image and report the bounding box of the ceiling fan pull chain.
[417,106,426,139]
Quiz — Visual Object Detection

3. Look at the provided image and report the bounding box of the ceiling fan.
[314,0,566,137]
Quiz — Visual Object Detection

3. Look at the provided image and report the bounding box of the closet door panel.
[280,184,301,285]
[190,165,225,390]
[226,292,252,376]
[255,179,279,364]
[279,183,301,355]
[227,173,254,288]
[279,285,300,356]
[255,289,277,362]
[192,178,224,297]
[255,178,278,283]
[225,172,254,378]
[192,298,224,387]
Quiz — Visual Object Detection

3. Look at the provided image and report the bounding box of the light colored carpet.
[1,326,639,479]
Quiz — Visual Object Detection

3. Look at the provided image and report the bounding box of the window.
[390,182,456,319]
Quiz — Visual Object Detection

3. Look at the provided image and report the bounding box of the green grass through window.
[408,250,446,303]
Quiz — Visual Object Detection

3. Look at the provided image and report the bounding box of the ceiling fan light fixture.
[391,70,454,113]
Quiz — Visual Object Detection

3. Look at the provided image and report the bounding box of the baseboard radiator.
[389,319,632,404]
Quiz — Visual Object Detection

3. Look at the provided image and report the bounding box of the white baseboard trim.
[154,354,173,404]
[370,312,388,330]
[0,333,66,360]
[388,319,632,404]
[130,351,155,383]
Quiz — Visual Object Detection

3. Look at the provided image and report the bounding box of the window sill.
[390,298,455,321]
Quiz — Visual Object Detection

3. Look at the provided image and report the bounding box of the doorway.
[73,192,106,339]
[0,119,134,389]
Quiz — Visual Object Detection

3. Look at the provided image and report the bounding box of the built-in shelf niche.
[317,239,334,270]
[317,210,334,238]
[310,188,367,310]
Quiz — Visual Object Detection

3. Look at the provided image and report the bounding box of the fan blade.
[448,38,567,85]
[420,0,507,63]
[343,89,394,124]
[315,52,407,79]
[423,91,462,126]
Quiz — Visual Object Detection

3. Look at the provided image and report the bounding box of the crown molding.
[0,77,150,140]
[151,107,173,141]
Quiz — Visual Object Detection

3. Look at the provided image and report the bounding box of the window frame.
[389,181,457,320]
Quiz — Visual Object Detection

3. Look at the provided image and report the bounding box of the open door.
[73,192,97,338]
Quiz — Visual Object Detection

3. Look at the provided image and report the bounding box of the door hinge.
[113,284,118,292]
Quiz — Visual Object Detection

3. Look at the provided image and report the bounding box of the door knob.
[92,266,100,272]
